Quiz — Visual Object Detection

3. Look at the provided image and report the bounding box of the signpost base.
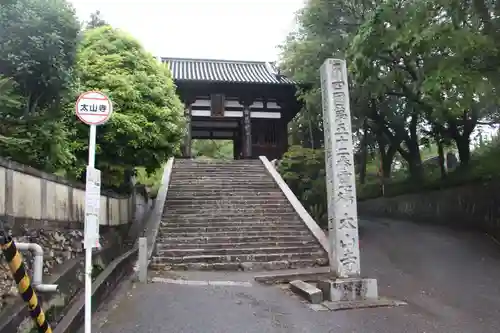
[84,246,92,333]
[317,277,378,302]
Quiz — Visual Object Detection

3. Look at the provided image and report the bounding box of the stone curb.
[254,269,332,285]
[143,157,175,264]
[289,280,323,304]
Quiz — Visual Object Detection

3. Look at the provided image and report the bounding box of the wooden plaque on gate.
[211,94,225,117]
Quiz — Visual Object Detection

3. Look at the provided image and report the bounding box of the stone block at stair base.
[317,278,378,302]
[323,297,407,311]
[289,280,323,304]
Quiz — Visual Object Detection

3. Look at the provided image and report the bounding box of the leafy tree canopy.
[0,0,80,114]
[0,0,80,172]
[74,26,184,186]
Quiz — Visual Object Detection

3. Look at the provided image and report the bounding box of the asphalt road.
[90,218,500,333]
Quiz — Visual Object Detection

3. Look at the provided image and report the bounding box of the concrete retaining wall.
[0,157,151,228]
[357,180,500,238]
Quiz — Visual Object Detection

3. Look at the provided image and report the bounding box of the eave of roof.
[161,57,296,86]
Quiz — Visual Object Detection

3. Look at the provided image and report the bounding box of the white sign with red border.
[75,91,113,126]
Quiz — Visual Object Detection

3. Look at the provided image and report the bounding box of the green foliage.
[279,0,380,148]
[135,165,165,198]
[0,0,80,172]
[278,146,327,228]
[192,140,233,160]
[280,138,500,219]
[280,0,500,207]
[0,0,80,113]
[73,26,184,186]
[0,4,185,192]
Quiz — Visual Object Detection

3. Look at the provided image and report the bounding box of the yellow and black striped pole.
[1,237,52,333]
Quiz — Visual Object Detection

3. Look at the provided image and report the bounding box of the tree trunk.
[456,136,471,167]
[359,120,369,184]
[446,112,475,168]
[399,137,423,181]
[378,142,397,179]
[437,140,446,179]
[307,108,315,149]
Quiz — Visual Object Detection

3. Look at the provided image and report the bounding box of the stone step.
[165,211,296,217]
[168,184,276,190]
[155,240,318,250]
[152,251,324,264]
[161,220,304,228]
[162,219,303,226]
[155,245,321,257]
[158,230,312,238]
[166,193,284,199]
[149,258,328,271]
[159,224,306,233]
[164,203,292,211]
[168,183,276,189]
[156,234,314,244]
[161,212,301,221]
[165,208,296,215]
[171,172,273,183]
[172,171,266,176]
[172,166,265,172]
[174,160,262,165]
[164,198,289,205]
[165,204,294,210]
[171,173,270,177]
[165,203,294,209]
[168,193,289,203]
[166,194,282,200]
[167,188,278,194]
[171,178,271,183]
[173,163,263,168]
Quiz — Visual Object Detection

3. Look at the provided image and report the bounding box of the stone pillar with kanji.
[316,58,380,304]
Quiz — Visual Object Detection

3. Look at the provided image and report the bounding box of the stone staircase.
[150,159,328,271]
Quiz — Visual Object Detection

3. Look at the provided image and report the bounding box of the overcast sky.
[69,0,304,61]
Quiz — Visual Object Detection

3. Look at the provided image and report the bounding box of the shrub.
[278,146,328,228]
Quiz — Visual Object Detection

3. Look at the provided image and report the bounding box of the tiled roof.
[161,57,295,85]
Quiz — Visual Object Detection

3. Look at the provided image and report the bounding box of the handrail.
[143,157,175,263]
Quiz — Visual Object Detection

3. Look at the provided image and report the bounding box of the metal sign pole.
[84,124,96,333]
[76,90,113,333]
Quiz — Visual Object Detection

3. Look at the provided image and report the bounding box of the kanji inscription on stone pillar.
[320,59,360,278]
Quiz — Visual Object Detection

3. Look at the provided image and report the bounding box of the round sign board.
[75,91,113,126]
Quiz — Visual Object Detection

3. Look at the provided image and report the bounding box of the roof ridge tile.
[160,57,295,85]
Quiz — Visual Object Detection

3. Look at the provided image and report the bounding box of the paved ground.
[90,218,500,333]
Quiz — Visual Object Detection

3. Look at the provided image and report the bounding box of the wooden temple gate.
[162,57,301,160]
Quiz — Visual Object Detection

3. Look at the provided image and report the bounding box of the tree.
[0,76,26,152]
[74,26,184,187]
[279,0,381,148]
[192,140,233,160]
[0,0,80,172]
[0,0,80,115]
[349,0,499,171]
[86,10,108,29]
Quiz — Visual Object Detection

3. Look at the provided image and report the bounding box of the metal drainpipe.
[0,235,54,332]
[15,242,58,293]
